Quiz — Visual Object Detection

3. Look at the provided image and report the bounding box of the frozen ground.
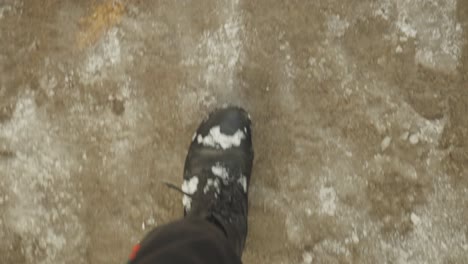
[0,0,467,263]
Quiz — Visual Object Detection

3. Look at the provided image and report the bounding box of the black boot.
[181,106,254,257]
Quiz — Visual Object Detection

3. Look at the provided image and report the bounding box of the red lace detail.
[129,243,141,261]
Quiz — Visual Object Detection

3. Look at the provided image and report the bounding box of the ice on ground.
[319,186,337,216]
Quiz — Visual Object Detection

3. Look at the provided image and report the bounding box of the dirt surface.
[1,0,467,263]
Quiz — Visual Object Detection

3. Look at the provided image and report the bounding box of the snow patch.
[396,0,463,73]
[181,1,243,91]
[81,28,122,84]
[396,12,418,38]
[327,14,350,37]
[203,178,220,195]
[181,176,199,211]
[211,164,230,184]
[0,96,84,263]
[319,186,337,216]
[197,126,245,149]
[238,175,247,192]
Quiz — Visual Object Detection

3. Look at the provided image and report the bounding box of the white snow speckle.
[319,186,337,216]
[197,126,245,149]
[396,13,418,38]
[211,164,229,184]
[181,176,199,211]
[327,14,349,37]
[238,175,247,192]
[203,178,220,194]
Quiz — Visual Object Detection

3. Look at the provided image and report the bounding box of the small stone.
[396,45,403,53]
[302,252,313,264]
[381,136,392,151]
[462,244,468,251]
[308,57,317,66]
[147,216,156,226]
[409,133,419,145]
[410,212,421,225]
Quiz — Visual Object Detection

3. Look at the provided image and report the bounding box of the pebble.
[409,133,419,145]
[410,212,421,225]
[381,136,392,151]
[396,45,403,53]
